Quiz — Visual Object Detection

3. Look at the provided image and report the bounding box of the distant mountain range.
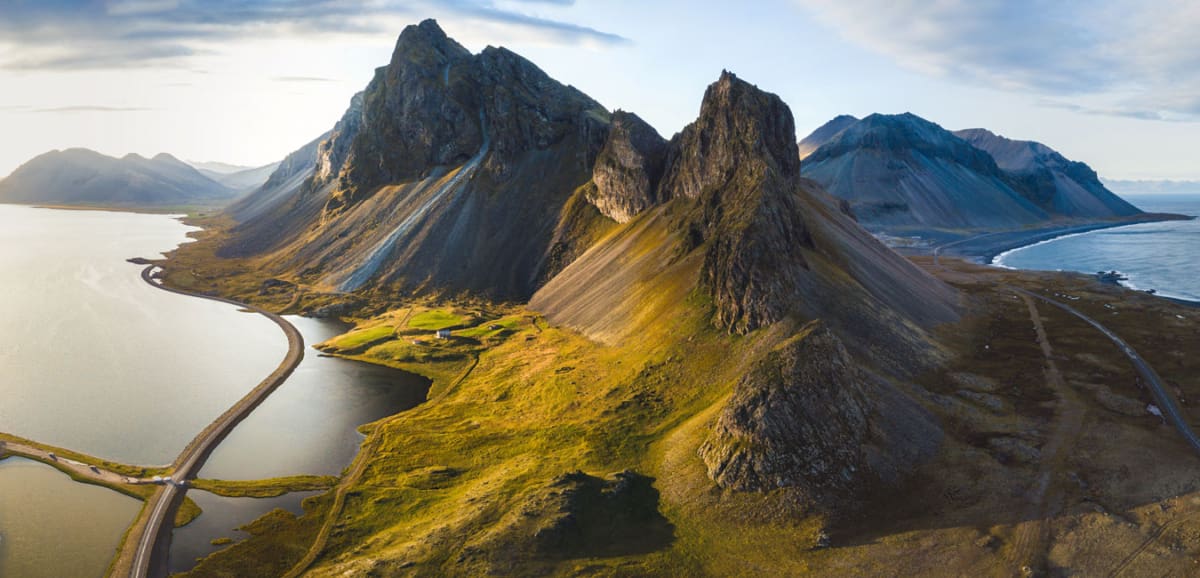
[191,160,280,194]
[1103,179,1200,195]
[0,149,281,209]
[799,113,1143,232]
[0,149,240,208]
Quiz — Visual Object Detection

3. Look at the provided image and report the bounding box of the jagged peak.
[390,18,471,69]
[659,70,799,203]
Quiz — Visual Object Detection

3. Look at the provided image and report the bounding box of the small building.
[436,329,452,339]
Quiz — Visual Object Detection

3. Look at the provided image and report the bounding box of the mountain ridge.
[798,112,1151,232]
[0,147,235,208]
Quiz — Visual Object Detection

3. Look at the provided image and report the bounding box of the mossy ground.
[191,476,337,499]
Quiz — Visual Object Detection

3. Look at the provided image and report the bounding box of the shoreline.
[928,213,1193,266]
[926,214,1200,308]
[0,201,221,216]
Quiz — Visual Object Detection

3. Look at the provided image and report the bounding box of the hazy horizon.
[3,1,1200,180]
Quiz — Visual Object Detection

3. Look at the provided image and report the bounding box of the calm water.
[996,194,1200,302]
[199,315,429,480]
[0,205,428,576]
[167,489,319,575]
[0,205,285,464]
[0,457,140,578]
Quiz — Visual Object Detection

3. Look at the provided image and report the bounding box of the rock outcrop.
[588,111,667,223]
[659,71,801,202]
[699,323,940,510]
[531,470,673,557]
[660,72,813,334]
[535,72,960,359]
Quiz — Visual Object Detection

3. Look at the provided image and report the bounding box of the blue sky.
[1,0,1198,180]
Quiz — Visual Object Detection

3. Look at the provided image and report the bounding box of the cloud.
[0,1,627,71]
[31,105,153,113]
[795,0,1200,121]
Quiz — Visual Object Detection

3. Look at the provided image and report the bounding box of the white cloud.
[0,1,627,70]
[795,0,1200,120]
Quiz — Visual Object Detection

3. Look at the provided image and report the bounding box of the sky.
[1,0,1199,180]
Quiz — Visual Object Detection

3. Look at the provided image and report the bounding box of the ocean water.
[995,194,1200,302]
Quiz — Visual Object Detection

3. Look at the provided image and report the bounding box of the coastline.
[930,213,1194,266]
[0,200,223,216]
[926,213,1200,308]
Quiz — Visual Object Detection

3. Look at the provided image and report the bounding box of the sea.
[995,194,1200,303]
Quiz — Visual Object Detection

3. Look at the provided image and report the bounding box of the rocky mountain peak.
[318,20,607,218]
[588,110,667,223]
[389,19,471,71]
[658,71,800,201]
[658,71,813,334]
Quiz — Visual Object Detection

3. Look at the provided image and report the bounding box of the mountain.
[534,72,958,359]
[800,113,1049,230]
[195,162,281,193]
[221,19,610,300]
[797,114,856,160]
[188,160,253,174]
[223,132,329,225]
[0,149,236,208]
[954,128,1140,217]
[799,113,1146,232]
[163,22,975,576]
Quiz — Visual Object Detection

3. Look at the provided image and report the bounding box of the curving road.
[123,265,305,578]
[1011,287,1200,456]
[932,237,1200,454]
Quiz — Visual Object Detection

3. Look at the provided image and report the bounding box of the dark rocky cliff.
[661,72,814,334]
[221,19,610,300]
[699,322,940,512]
[588,110,667,223]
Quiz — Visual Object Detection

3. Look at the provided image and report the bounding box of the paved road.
[0,440,152,486]
[1012,287,1200,456]
[125,266,305,578]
